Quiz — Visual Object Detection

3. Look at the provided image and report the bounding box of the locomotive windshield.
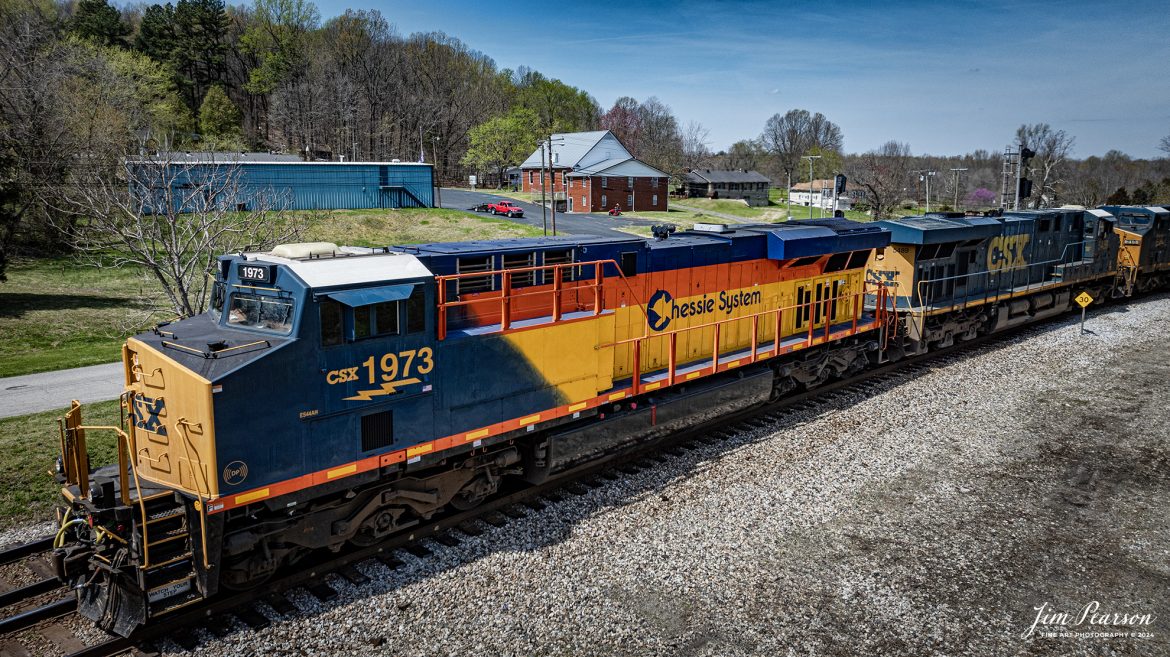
[209,281,225,321]
[227,292,294,334]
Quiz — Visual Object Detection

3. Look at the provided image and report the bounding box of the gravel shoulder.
[68,294,1170,655]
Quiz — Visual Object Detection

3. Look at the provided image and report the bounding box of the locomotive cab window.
[209,282,225,320]
[405,286,426,333]
[227,293,294,334]
[354,302,399,340]
[320,299,343,346]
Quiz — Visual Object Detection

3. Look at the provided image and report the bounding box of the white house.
[788,179,855,211]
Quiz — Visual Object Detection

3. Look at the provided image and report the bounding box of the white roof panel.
[247,250,433,288]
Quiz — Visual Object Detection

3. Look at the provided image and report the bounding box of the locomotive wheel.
[350,508,407,547]
[449,490,485,511]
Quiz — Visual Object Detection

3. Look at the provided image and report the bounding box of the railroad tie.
[234,607,271,631]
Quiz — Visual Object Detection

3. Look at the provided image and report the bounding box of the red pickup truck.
[488,200,524,218]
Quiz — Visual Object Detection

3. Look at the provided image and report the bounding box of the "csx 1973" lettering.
[987,234,1030,271]
[326,347,434,385]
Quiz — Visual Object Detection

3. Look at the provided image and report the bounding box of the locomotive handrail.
[599,284,888,396]
[64,409,154,568]
[176,418,212,570]
[435,258,646,340]
[910,240,1094,316]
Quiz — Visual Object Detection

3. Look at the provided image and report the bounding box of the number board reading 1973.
[238,263,274,284]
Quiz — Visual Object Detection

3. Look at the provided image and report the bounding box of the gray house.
[683,169,772,206]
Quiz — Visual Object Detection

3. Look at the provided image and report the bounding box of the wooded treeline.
[2,0,1168,282]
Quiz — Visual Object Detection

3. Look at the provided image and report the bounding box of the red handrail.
[605,283,888,392]
[434,258,643,340]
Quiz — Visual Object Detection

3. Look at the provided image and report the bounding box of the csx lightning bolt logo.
[133,395,167,435]
[329,347,435,402]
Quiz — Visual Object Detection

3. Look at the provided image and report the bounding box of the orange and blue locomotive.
[53,220,892,635]
[51,205,1170,636]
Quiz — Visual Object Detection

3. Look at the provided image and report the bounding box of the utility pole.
[803,155,821,219]
[546,135,564,235]
[924,171,935,213]
[786,170,792,220]
[432,136,442,208]
[539,141,547,236]
[950,167,967,210]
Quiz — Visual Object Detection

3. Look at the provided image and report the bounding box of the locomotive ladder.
[58,400,203,619]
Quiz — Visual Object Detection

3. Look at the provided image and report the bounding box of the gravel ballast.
[38,294,1170,656]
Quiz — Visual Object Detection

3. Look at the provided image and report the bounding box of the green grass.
[0,258,169,378]
[300,207,542,246]
[0,399,122,528]
[0,209,541,379]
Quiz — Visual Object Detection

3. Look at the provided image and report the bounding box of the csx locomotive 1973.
[51,205,1168,635]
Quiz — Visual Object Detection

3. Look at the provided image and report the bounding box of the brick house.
[682,169,772,206]
[519,130,669,213]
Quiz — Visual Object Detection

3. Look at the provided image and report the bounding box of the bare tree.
[681,120,711,171]
[53,153,302,316]
[760,109,843,192]
[720,139,767,173]
[1016,123,1074,208]
[847,141,914,220]
[1160,134,1170,157]
[600,96,642,153]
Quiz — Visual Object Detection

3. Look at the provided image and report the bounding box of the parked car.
[488,200,525,217]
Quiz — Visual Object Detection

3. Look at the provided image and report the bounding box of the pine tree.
[71,0,130,47]
[198,84,242,141]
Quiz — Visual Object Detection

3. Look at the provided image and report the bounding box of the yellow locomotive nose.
[123,339,219,500]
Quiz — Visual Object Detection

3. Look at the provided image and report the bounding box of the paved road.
[1,192,667,419]
[439,189,661,238]
[0,362,123,419]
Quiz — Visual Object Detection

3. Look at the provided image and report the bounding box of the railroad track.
[0,312,1088,657]
[0,535,83,656]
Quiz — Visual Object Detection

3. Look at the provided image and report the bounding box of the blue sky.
[313,0,1170,158]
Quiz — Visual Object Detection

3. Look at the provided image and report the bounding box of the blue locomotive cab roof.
[876,215,1003,245]
[327,283,416,306]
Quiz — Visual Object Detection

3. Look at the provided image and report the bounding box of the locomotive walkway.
[0,362,122,419]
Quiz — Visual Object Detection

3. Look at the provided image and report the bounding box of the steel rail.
[0,597,76,635]
[0,536,55,566]
[0,577,62,608]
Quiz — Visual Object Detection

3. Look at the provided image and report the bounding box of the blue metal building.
[139,156,434,212]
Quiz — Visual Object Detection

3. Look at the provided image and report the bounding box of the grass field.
[0,258,169,378]
[0,209,542,378]
[0,399,122,528]
[301,207,542,246]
